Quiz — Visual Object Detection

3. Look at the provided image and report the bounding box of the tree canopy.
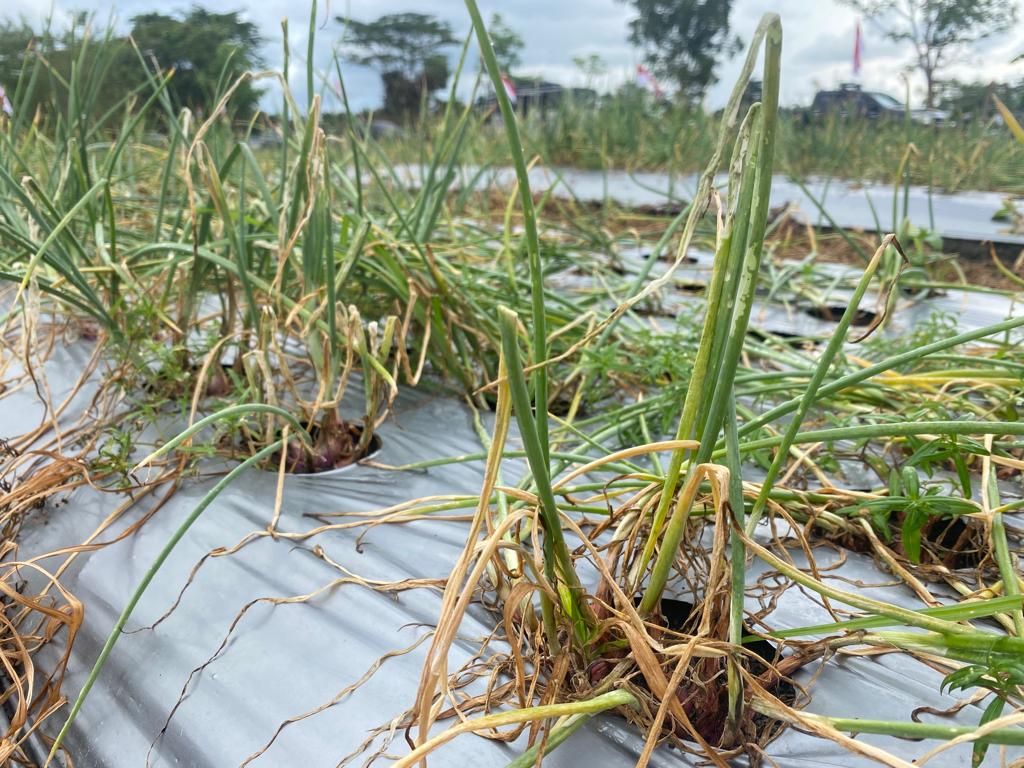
[0,9,264,126]
[842,0,1018,107]
[338,12,457,119]
[130,8,264,117]
[487,13,524,74]
[0,17,133,123]
[622,0,742,102]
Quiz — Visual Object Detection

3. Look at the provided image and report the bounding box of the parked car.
[908,106,952,126]
[809,83,950,125]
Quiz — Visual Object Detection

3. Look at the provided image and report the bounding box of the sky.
[5,0,1024,112]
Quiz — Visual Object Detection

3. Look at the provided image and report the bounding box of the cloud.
[794,30,857,68]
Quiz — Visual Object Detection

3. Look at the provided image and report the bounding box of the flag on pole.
[853,20,863,76]
[500,73,517,105]
[636,64,663,98]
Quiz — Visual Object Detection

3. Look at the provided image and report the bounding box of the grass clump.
[0,4,1022,768]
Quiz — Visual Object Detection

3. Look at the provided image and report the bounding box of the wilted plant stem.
[639,14,781,616]
[395,689,638,768]
[724,395,746,732]
[631,109,756,588]
[500,307,594,644]
[504,713,590,768]
[465,0,550,462]
[743,234,901,536]
[984,437,1024,636]
[757,705,1024,747]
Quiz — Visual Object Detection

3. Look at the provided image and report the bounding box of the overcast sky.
[6,0,1024,111]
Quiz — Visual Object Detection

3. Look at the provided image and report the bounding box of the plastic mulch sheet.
[7,212,1024,766]
[8,337,1021,767]
[437,165,1024,248]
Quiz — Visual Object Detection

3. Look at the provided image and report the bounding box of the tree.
[338,13,456,117]
[130,8,264,118]
[0,10,263,129]
[0,16,138,126]
[841,0,1018,107]
[0,21,37,95]
[487,13,524,74]
[572,53,608,91]
[622,0,742,102]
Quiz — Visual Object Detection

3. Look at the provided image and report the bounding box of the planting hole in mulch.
[654,598,785,668]
[271,420,382,475]
[648,251,699,266]
[803,304,877,326]
[675,280,707,295]
[835,514,986,572]
[910,515,986,571]
[548,390,589,418]
[141,361,236,399]
[633,302,677,319]
[746,327,804,342]
[590,597,799,748]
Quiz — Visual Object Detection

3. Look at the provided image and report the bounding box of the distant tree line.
[340,2,742,115]
[344,0,1019,119]
[0,9,262,125]
[337,11,526,118]
[0,0,1019,128]
[338,12,458,118]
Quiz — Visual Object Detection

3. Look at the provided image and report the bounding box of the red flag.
[853,21,863,76]
[500,73,517,105]
[636,64,663,98]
